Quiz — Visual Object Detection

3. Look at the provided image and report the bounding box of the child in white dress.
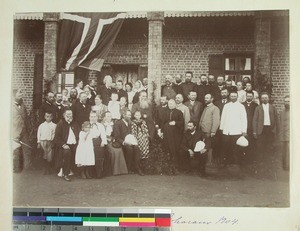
[75,121,95,179]
[107,92,121,120]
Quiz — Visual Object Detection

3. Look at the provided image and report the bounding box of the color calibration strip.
[13,208,171,230]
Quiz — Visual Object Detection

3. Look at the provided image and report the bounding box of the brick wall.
[271,39,289,111]
[13,21,44,110]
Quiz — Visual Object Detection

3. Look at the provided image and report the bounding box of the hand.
[188,149,194,157]
[200,148,207,154]
[253,133,257,139]
[37,143,41,149]
[63,144,70,150]
[143,114,147,119]
[211,132,215,137]
[242,132,247,137]
[100,144,105,147]
[169,121,176,126]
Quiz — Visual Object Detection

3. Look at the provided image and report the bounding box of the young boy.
[37,111,57,174]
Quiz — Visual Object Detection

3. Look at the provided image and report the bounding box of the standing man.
[253,92,278,161]
[99,75,116,106]
[242,92,258,161]
[113,110,144,176]
[199,93,220,167]
[174,74,183,86]
[12,89,32,172]
[181,71,196,102]
[161,99,184,174]
[39,91,59,124]
[184,91,203,126]
[214,76,226,102]
[131,91,156,140]
[115,80,128,102]
[193,74,210,104]
[54,109,80,181]
[208,75,219,100]
[245,82,260,105]
[154,95,169,131]
[215,88,230,115]
[88,79,98,104]
[71,92,91,127]
[220,92,247,168]
[175,94,191,131]
[68,88,78,105]
[161,75,183,100]
[278,95,290,171]
[54,93,64,122]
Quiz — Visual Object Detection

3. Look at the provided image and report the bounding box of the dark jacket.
[242,101,258,132]
[181,129,211,152]
[215,98,229,115]
[154,105,168,129]
[161,108,184,133]
[39,101,59,124]
[113,119,132,145]
[184,100,203,125]
[116,89,128,102]
[253,104,278,135]
[53,119,80,148]
[161,84,183,100]
[71,100,91,127]
[181,82,196,102]
[99,85,116,106]
[193,84,210,104]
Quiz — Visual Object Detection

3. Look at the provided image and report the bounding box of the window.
[209,53,254,83]
[57,72,75,93]
[224,54,253,82]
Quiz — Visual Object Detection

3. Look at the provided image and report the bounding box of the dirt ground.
[13,159,289,207]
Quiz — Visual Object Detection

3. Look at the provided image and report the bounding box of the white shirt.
[90,122,108,145]
[237,90,246,103]
[262,103,271,126]
[108,101,121,120]
[67,125,77,145]
[220,101,247,135]
[37,121,56,143]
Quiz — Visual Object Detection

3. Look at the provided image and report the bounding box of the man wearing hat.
[181,121,210,177]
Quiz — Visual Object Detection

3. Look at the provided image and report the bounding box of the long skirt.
[107,143,128,175]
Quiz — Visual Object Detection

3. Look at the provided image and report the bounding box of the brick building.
[13,10,289,112]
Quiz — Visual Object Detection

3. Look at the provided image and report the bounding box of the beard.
[140,99,150,109]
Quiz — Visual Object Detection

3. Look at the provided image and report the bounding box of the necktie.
[222,100,226,104]
[170,110,173,121]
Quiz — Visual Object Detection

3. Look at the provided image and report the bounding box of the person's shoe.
[57,168,63,177]
[64,175,71,181]
[81,171,87,179]
[137,169,144,176]
[68,171,74,176]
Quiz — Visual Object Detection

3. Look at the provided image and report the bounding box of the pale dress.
[75,131,95,166]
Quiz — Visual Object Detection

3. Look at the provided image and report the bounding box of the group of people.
[12,71,290,182]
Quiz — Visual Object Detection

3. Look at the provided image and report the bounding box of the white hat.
[124,134,138,145]
[236,136,249,147]
[194,141,205,152]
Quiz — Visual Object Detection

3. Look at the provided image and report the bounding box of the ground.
[13,154,289,207]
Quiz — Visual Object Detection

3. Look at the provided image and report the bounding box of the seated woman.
[101,111,128,175]
[92,95,108,122]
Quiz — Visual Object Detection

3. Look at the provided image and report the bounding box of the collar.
[162,105,167,108]
[122,119,129,126]
[46,101,52,105]
[206,103,213,107]
[190,130,196,135]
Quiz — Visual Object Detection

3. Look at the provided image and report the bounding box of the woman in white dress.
[75,121,95,179]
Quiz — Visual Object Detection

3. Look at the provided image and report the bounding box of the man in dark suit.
[12,89,32,172]
[115,80,128,102]
[39,91,59,124]
[99,75,116,106]
[213,88,229,166]
[71,92,91,127]
[54,109,80,181]
[184,90,203,126]
[113,109,144,176]
[54,93,65,122]
[154,95,169,131]
[161,99,184,174]
[253,92,278,160]
[181,71,196,102]
[181,121,210,176]
[193,75,210,104]
[242,91,258,161]
[161,75,183,100]
[88,79,98,104]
